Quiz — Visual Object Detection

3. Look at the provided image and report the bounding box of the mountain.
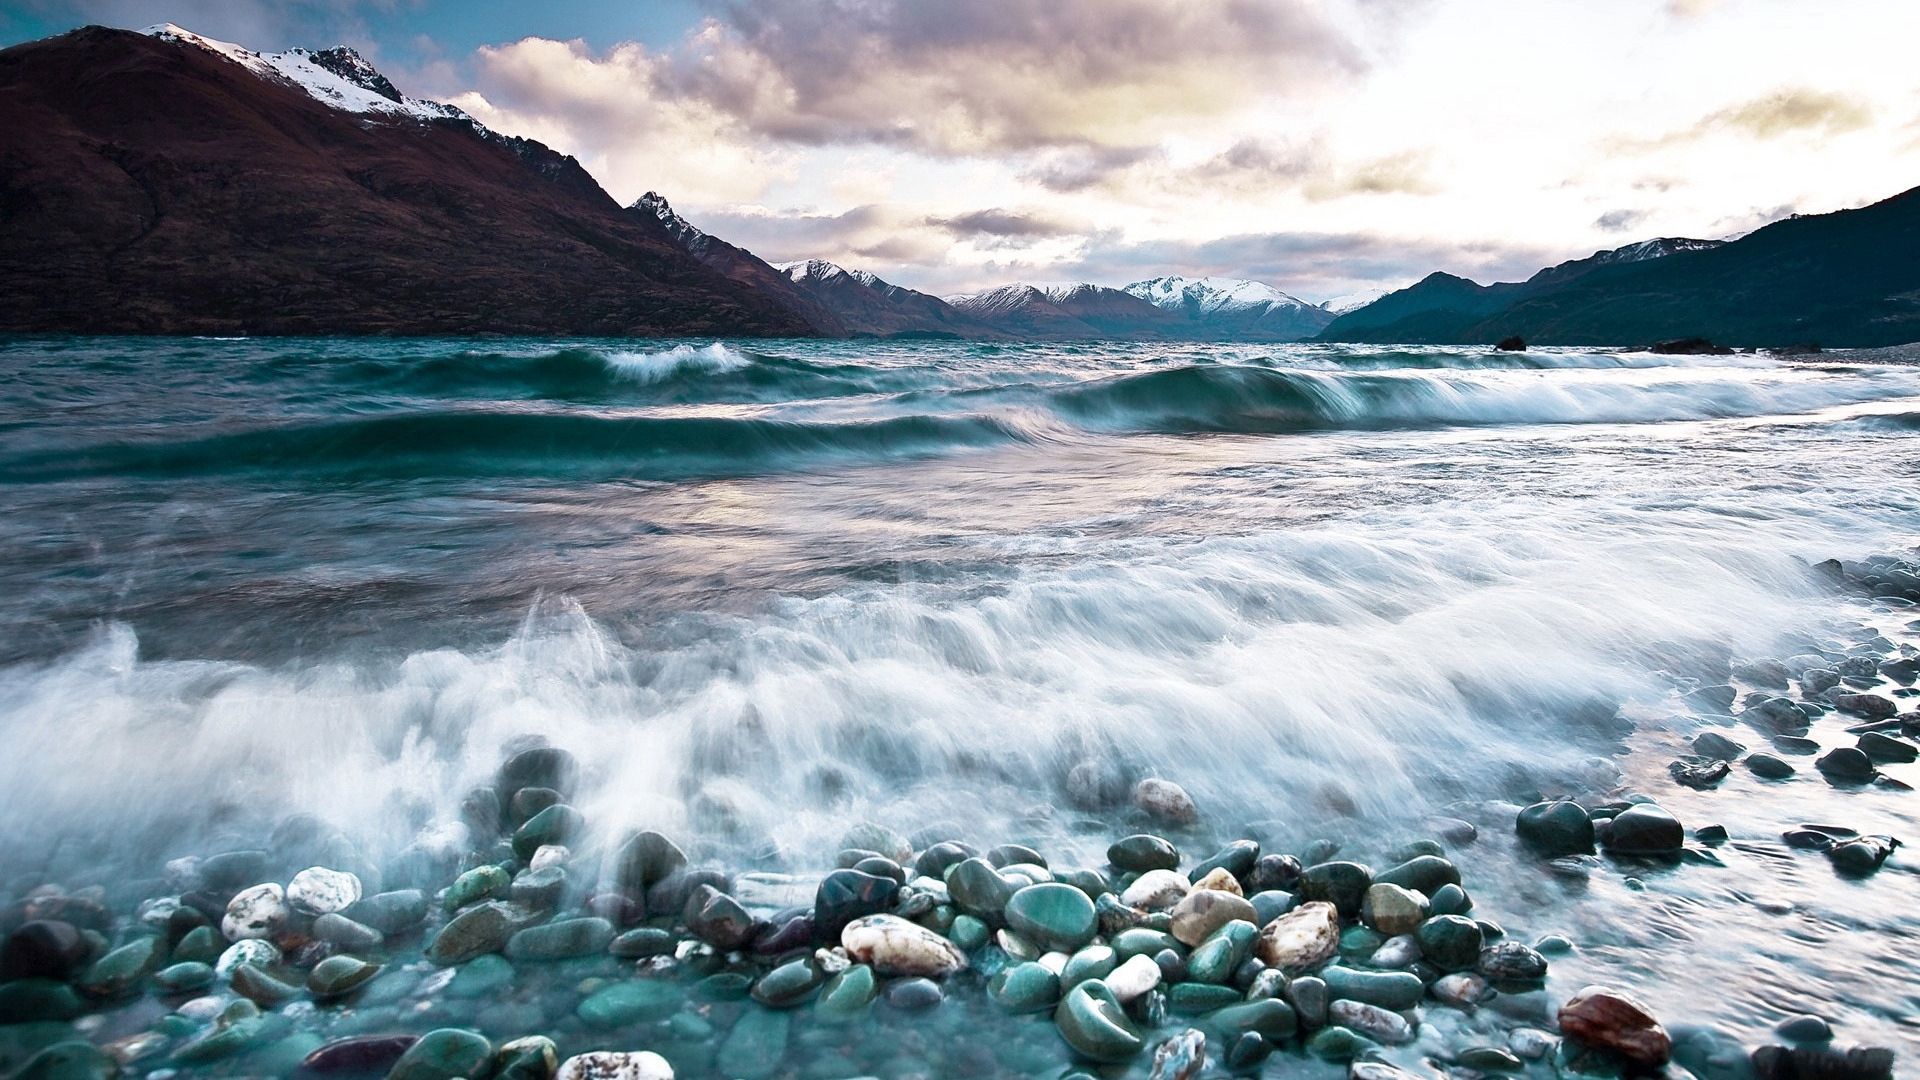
[1319,289,1387,316]
[945,283,1187,339]
[631,193,848,335]
[1123,275,1333,340]
[1322,194,1920,347]
[1321,237,1724,343]
[0,25,819,336]
[774,259,1003,339]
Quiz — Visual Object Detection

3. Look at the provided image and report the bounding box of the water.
[2,335,1918,1070]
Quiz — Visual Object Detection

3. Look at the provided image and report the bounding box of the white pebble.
[530,845,570,872]
[1105,953,1163,1003]
[286,867,362,915]
[1119,868,1191,911]
[214,939,280,977]
[220,884,287,942]
[557,1051,673,1080]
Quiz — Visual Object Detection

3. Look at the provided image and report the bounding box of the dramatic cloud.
[1026,139,1435,202]
[927,209,1085,241]
[1621,87,1876,151]
[1594,209,1649,233]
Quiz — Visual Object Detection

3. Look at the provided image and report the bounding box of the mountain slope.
[1123,275,1333,340]
[0,26,818,336]
[774,259,1003,339]
[1322,201,1920,347]
[945,283,1187,339]
[631,193,848,335]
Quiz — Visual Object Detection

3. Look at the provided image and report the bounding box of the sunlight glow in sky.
[9,0,1918,301]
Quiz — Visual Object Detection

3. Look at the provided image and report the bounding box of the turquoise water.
[1,336,1918,1073]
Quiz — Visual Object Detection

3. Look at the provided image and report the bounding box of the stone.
[1055,980,1145,1063]
[1360,884,1428,936]
[214,937,279,976]
[497,745,579,802]
[752,958,824,1008]
[1669,757,1732,789]
[1858,731,1919,764]
[529,844,569,872]
[1328,999,1413,1043]
[610,926,676,958]
[1603,804,1684,855]
[1192,867,1243,896]
[1298,862,1372,917]
[1189,840,1260,883]
[717,1007,790,1078]
[1374,855,1458,896]
[350,888,428,933]
[989,961,1061,1012]
[1186,920,1256,983]
[1691,731,1746,760]
[1828,835,1899,877]
[816,962,877,1020]
[287,866,363,915]
[1750,1044,1894,1080]
[1516,800,1594,857]
[152,960,215,993]
[1211,999,1298,1041]
[313,912,384,952]
[1121,868,1192,911]
[1558,985,1672,1067]
[1134,778,1199,825]
[1320,965,1423,1010]
[9,1042,118,1080]
[511,804,584,861]
[506,916,614,961]
[0,920,87,981]
[1253,901,1337,975]
[1816,747,1877,782]
[813,869,899,940]
[1833,693,1897,718]
[1152,1028,1207,1080]
[1169,889,1257,947]
[947,858,1017,919]
[1416,914,1483,972]
[840,914,966,977]
[495,1036,561,1080]
[1369,934,1420,968]
[1006,883,1098,952]
[80,936,160,995]
[1109,833,1181,872]
[299,1034,420,1074]
[444,866,510,912]
[387,1028,494,1080]
[1478,940,1548,986]
[221,882,287,941]
[426,901,516,965]
[840,822,911,863]
[1432,972,1492,1007]
[577,980,683,1027]
[685,885,756,949]
[509,865,567,910]
[1774,1015,1833,1042]
[1457,1047,1525,1073]
[886,976,945,1009]
[1428,882,1472,916]
[1248,854,1303,893]
[613,830,687,897]
[913,841,976,880]
[1061,944,1118,989]
[1112,926,1181,961]
[1748,753,1796,779]
[307,955,380,1000]
[231,963,301,1007]
[1107,952,1164,1002]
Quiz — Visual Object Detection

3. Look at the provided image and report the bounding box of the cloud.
[1025,138,1436,202]
[465,0,1374,158]
[926,209,1084,240]
[1618,87,1875,151]
[1593,208,1649,232]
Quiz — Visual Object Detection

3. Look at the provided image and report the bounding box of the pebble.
[1168,889,1257,947]
[1133,778,1199,825]
[287,867,362,915]
[1121,869,1191,911]
[840,915,966,977]
[220,883,287,941]
[1107,952,1164,1002]
[1327,999,1414,1043]
[1254,901,1339,972]
[1558,985,1671,1067]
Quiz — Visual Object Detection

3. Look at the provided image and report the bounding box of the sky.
[7,0,1919,302]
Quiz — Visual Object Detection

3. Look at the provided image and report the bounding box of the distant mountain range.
[1,23,1914,345]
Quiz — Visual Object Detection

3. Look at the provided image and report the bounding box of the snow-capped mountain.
[777,259,998,338]
[1319,290,1388,316]
[1123,276,1334,341]
[944,283,1183,339]
[143,24,469,125]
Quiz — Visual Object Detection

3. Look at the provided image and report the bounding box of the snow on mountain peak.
[1123,275,1312,316]
[777,259,850,283]
[141,24,471,125]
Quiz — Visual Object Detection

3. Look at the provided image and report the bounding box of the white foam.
[600,343,754,384]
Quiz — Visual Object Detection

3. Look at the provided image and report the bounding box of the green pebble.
[386,1028,494,1080]
[988,962,1061,1013]
[577,980,683,1027]
[949,914,990,951]
[446,954,515,999]
[816,964,877,1021]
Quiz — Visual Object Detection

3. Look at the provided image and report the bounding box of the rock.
[887,976,946,1010]
[1298,862,1372,917]
[1833,693,1897,719]
[841,914,966,977]
[221,882,287,941]
[425,901,516,965]
[299,1034,420,1074]
[1152,1028,1207,1080]
[231,962,301,1007]
[1211,998,1298,1040]
[1134,778,1199,825]
[1692,731,1747,760]
[752,958,824,1008]
[1169,889,1257,947]
[1857,731,1918,763]
[1478,941,1548,986]
[1254,901,1339,972]
[1748,753,1796,779]
[1816,747,1877,783]
[1360,884,1428,936]
[817,963,878,1020]
[989,961,1061,1012]
[1320,965,1423,1010]
[1428,882,1472,916]
[717,1007,790,1078]
[1186,919,1256,983]
[1558,985,1672,1067]
[506,916,614,961]
[1828,835,1899,877]
[1055,980,1145,1063]
[313,912,384,952]
[613,830,687,897]
[1650,337,1732,355]
[1495,336,1527,351]
[1369,934,1420,968]
[1328,999,1413,1043]
[1374,855,1458,896]
[80,936,160,995]
[1121,868,1191,911]
[444,866,510,912]
[9,1042,118,1080]
[1432,971,1493,1008]
[577,980,683,1027]
[307,955,380,1000]
[1516,800,1594,857]
[947,857,1017,918]
[154,960,216,993]
[387,1028,494,1080]
[1669,756,1732,789]
[287,867,362,915]
[1106,952,1163,1002]
[610,926,676,958]
[1192,867,1243,896]
[1412,916,1480,973]
[840,822,911,864]
[1774,1015,1833,1042]
[0,920,87,981]
[496,745,579,802]
[510,865,567,910]
[1750,1044,1894,1080]
[1108,834,1181,872]
[1603,804,1684,855]
[1005,883,1098,952]
[1457,1046,1525,1073]
[483,1037,553,1080]
[1189,839,1259,883]
[813,869,899,941]
[685,885,756,950]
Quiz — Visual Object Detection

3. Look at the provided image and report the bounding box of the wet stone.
[387,1028,494,1080]
[1108,834,1181,873]
[1005,883,1098,952]
[1415,915,1483,972]
[1516,800,1595,857]
[1817,746,1878,782]
[300,1034,420,1074]
[1298,862,1373,917]
[685,885,756,949]
[1603,804,1685,855]
[1748,753,1797,779]
[753,958,824,1008]
[1669,756,1732,789]
[578,980,683,1027]
[426,901,516,965]
[505,916,614,961]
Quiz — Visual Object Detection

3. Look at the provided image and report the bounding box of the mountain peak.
[140,23,468,125]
